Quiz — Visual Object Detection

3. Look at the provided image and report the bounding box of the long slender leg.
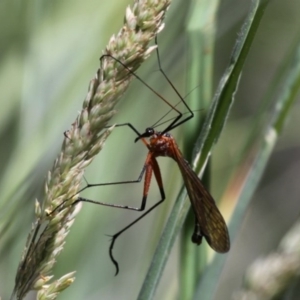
[113,123,142,137]
[100,54,182,118]
[51,123,146,215]
[153,36,194,133]
[109,156,166,275]
[101,46,193,137]
[73,152,154,212]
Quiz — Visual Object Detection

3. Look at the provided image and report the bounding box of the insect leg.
[50,123,146,215]
[108,156,166,275]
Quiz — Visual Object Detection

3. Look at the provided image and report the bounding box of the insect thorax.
[149,132,175,158]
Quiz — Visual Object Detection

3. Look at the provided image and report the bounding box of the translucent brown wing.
[173,148,230,253]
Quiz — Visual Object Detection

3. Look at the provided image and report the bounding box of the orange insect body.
[142,130,230,253]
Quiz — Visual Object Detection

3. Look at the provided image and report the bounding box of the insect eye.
[146,127,154,135]
[164,132,171,137]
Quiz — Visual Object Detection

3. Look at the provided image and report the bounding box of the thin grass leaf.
[194,0,270,172]
[180,1,220,299]
[193,1,271,299]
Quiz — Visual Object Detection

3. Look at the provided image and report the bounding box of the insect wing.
[175,152,230,252]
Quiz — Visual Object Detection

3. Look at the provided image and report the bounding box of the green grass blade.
[180,1,220,299]
[194,0,270,172]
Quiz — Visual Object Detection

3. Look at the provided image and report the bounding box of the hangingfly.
[138,127,230,253]
[54,37,230,275]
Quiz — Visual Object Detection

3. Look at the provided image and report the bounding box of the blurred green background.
[1,0,300,299]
